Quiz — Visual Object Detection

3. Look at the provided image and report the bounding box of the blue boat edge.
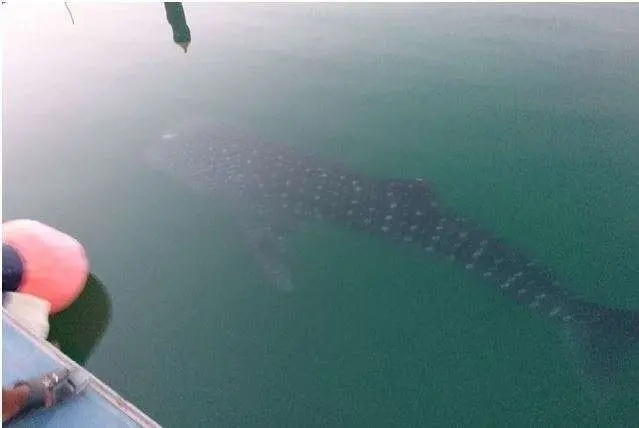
[3,308,161,427]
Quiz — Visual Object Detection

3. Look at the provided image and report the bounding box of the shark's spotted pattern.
[147,121,638,386]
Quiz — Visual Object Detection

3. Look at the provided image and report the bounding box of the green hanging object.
[47,274,112,366]
[164,2,191,53]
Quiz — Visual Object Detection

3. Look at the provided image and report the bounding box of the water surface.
[3,4,638,427]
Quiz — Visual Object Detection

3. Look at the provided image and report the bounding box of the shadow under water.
[48,273,112,366]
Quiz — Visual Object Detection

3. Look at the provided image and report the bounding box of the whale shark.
[145,118,638,391]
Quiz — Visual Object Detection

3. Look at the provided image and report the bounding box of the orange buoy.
[2,219,89,314]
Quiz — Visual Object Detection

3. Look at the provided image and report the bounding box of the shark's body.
[147,120,638,388]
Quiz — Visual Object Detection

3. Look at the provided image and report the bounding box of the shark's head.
[144,117,260,193]
[144,128,198,177]
[145,130,178,171]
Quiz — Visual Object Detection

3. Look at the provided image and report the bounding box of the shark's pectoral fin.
[251,227,295,292]
[237,208,300,292]
[563,304,639,400]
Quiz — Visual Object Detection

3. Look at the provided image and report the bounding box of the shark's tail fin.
[565,302,639,397]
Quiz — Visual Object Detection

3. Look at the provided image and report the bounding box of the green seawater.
[3,4,638,427]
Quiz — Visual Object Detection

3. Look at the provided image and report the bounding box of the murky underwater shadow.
[48,273,112,366]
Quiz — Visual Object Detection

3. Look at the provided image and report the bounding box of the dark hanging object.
[164,2,191,53]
